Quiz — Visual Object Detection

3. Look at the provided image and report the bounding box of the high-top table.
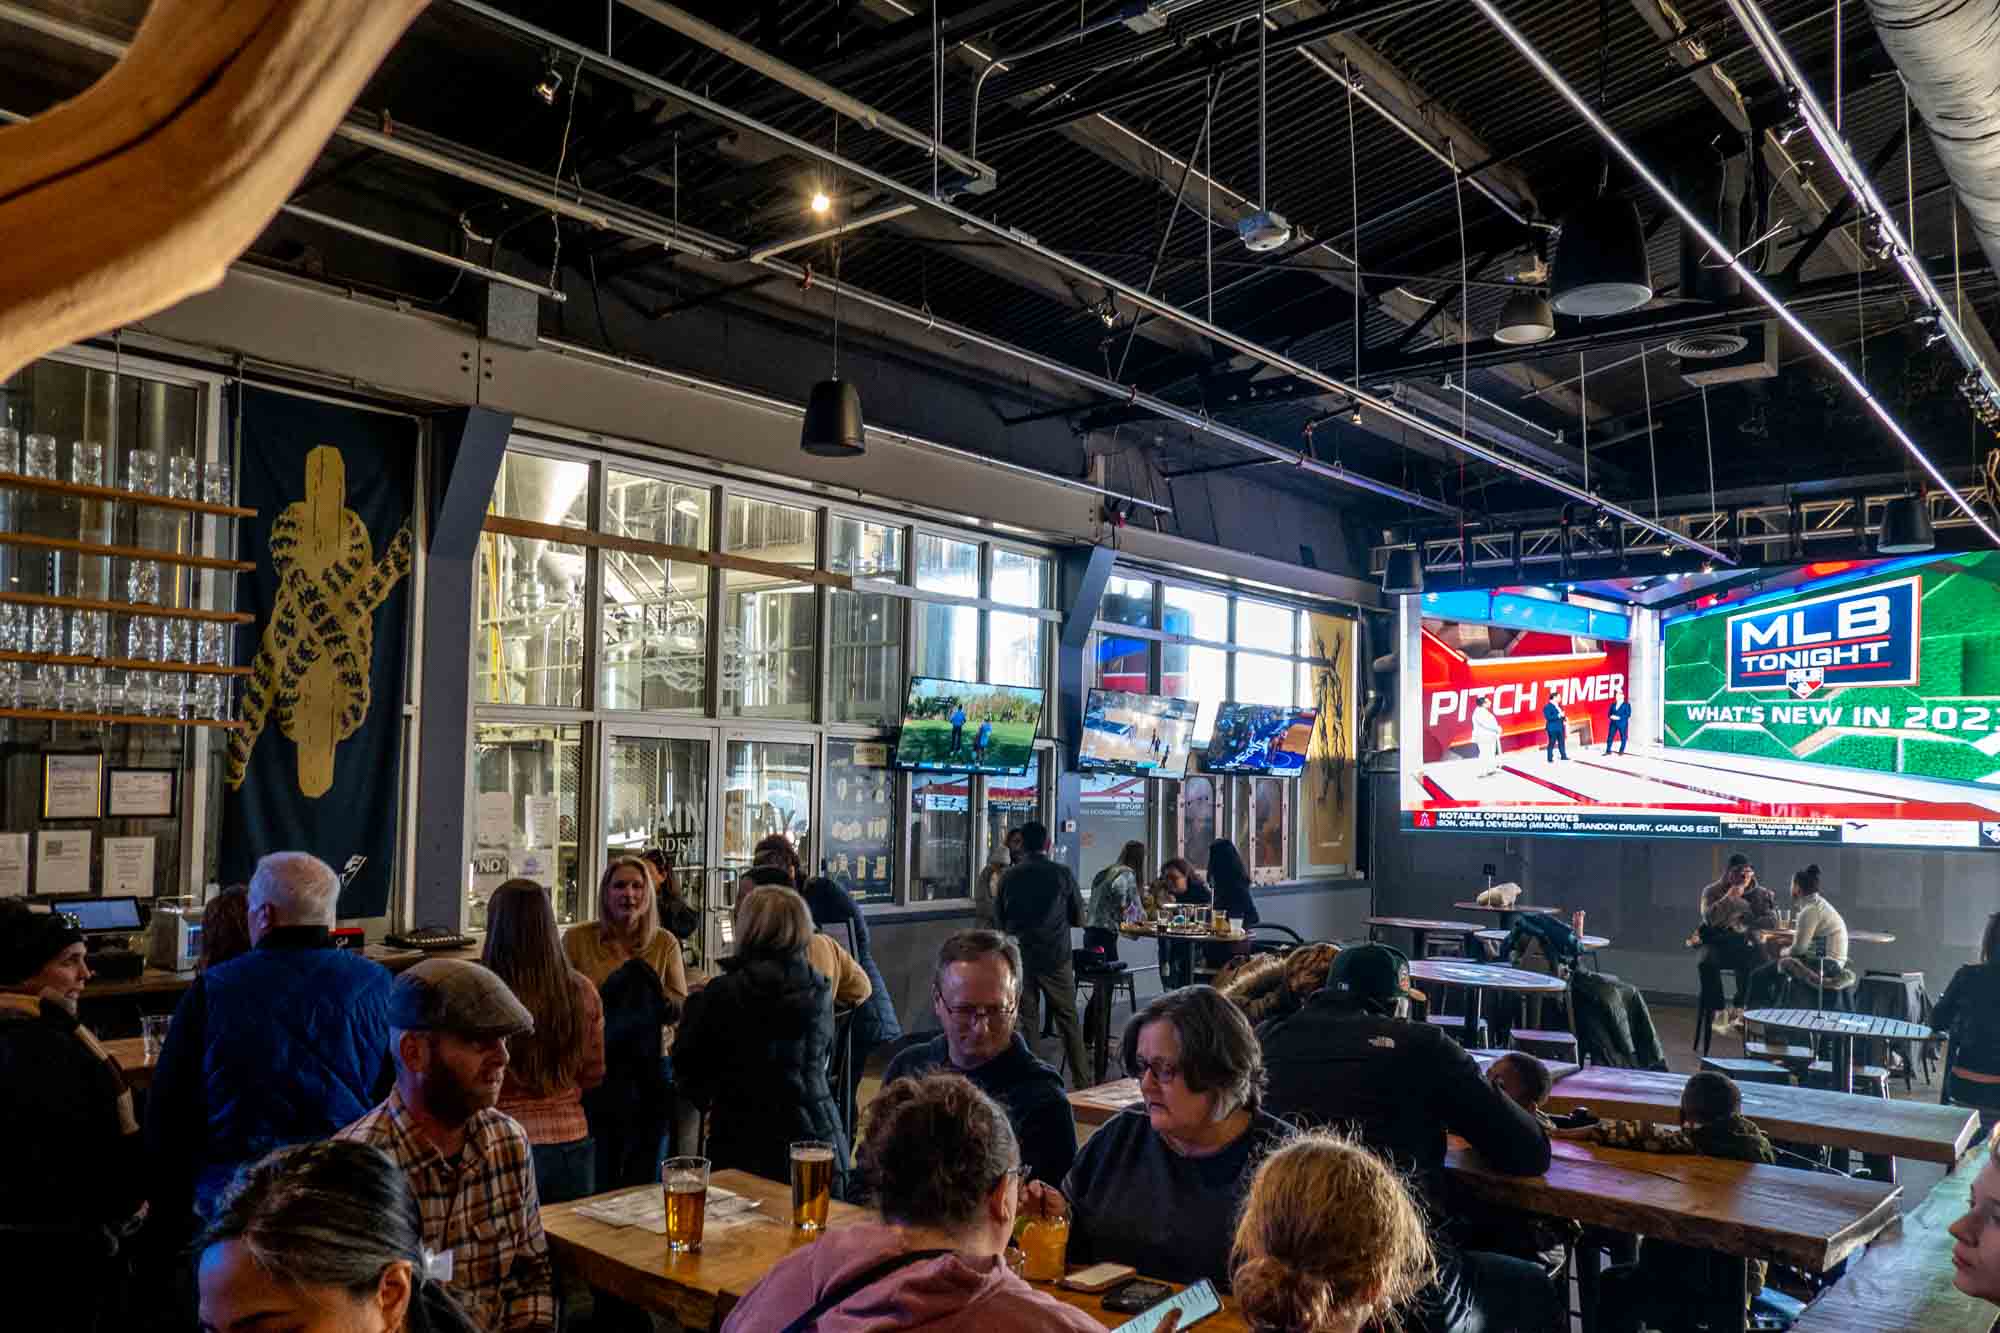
[1118,920,1245,989]
[1454,899,1562,930]
[1791,1159,1990,1331]
[1475,927,1609,957]
[1364,915,1484,959]
[1744,1008,1932,1096]
[1409,958,1566,1047]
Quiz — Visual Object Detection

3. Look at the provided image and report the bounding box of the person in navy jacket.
[1542,700,1568,761]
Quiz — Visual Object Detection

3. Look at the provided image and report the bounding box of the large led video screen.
[893,677,1045,775]
[1078,689,1200,779]
[1399,554,2000,849]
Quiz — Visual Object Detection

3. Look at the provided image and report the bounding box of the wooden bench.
[1790,1163,1988,1331]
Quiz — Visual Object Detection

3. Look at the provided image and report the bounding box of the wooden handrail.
[0,529,254,572]
[0,650,249,676]
[0,591,253,624]
[0,470,256,519]
[482,514,854,591]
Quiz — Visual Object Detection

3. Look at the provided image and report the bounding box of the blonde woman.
[1232,1131,1435,1332]
[563,855,690,1004]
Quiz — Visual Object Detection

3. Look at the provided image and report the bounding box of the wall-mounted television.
[1078,689,1200,779]
[1398,555,2000,849]
[1204,703,1318,775]
[893,676,1045,775]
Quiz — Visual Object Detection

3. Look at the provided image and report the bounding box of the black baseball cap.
[1328,942,1418,1003]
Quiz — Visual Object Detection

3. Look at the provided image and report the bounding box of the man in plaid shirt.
[340,958,555,1332]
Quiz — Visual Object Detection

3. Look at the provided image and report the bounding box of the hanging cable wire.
[932,0,941,199]
[547,51,585,289]
[1257,0,1269,209]
[1641,344,1660,520]
[1701,383,1717,520]
[1580,352,1590,493]
[1451,142,1469,448]
[1347,56,1362,390]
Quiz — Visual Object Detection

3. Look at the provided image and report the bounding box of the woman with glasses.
[723,1073,1102,1332]
[1026,986,1292,1289]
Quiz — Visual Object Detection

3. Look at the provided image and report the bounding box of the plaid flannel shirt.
[338,1088,555,1333]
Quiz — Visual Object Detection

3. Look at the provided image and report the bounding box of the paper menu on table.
[572,1185,762,1235]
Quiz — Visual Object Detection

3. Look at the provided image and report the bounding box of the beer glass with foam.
[662,1156,709,1253]
[790,1140,834,1232]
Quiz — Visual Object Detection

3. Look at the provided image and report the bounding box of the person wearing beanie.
[0,901,145,1326]
[1257,943,1559,1333]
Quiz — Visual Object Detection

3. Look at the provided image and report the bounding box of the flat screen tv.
[1078,689,1200,779]
[1397,554,2000,849]
[893,676,1045,775]
[1204,703,1317,775]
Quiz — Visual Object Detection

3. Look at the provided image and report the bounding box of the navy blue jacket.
[883,1032,1077,1185]
[146,927,395,1217]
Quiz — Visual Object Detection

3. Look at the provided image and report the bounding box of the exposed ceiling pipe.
[616,0,998,194]
[745,204,916,262]
[280,205,568,300]
[444,0,1727,561]
[1471,0,2000,548]
[966,4,1142,160]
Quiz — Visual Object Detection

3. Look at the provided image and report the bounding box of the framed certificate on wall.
[42,754,104,820]
[107,768,178,818]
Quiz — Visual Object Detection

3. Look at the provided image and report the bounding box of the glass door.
[722,731,818,878]
[602,725,719,967]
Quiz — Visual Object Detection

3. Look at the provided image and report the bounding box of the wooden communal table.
[1540,1065,1982,1167]
[1745,1008,1933,1096]
[103,1035,154,1091]
[1454,900,1562,929]
[1071,1078,1142,1129]
[1445,1136,1902,1333]
[82,942,476,1002]
[1364,916,1484,959]
[1791,1159,1989,1332]
[1118,921,1244,989]
[545,1169,1247,1330]
[1467,1049,1582,1084]
[1409,958,1566,1047]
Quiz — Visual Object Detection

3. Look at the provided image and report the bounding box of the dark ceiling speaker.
[1381,547,1424,595]
[800,377,865,457]
[1877,495,1935,554]
[1551,196,1654,317]
[1493,290,1556,345]
[1665,330,1750,359]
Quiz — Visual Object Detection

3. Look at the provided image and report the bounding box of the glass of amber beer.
[662,1156,709,1253]
[790,1140,835,1232]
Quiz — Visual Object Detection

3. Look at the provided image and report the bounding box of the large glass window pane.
[985,754,1043,857]
[910,771,972,901]
[830,516,905,578]
[723,498,817,718]
[991,548,1048,608]
[914,533,979,595]
[1078,771,1148,909]
[1235,598,1296,652]
[492,451,590,528]
[603,732,709,874]
[988,612,1044,690]
[1163,585,1228,643]
[726,495,816,566]
[1093,627,1150,694]
[1100,575,1157,628]
[472,722,581,927]
[824,740,898,903]
[724,738,814,870]
[475,531,585,707]
[1161,643,1225,742]
[828,589,901,725]
[605,470,709,548]
[1235,651,1296,707]
[914,600,977,681]
[601,472,708,712]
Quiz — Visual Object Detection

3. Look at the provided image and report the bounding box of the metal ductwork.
[1670,147,1743,307]
[1862,0,2000,296]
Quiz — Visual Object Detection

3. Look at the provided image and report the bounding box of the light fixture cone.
[801,378,865,457]
[1493,290,1556,345]
[1551,196,1653,317]
[1382,548,1424,595]
[1877,495,1934,554]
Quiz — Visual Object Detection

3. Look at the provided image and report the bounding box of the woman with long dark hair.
[1086,840,1147,961]
[1935,913,2000,1137]
[1205,839,1261,968]
[483,879,606,1204]
[198,1140,480,1333]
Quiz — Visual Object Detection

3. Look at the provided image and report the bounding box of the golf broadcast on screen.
[1398,552,2000,849]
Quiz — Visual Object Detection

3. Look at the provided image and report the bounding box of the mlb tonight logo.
[1726,575,1920,694]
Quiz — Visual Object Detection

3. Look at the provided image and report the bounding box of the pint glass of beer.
[790,1140,835,1232]
[662,1156,709,1253]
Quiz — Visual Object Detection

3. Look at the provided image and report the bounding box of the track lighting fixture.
[532,53,563,106]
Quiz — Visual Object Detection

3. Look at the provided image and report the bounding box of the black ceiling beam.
[1386,247,1503,353]
[1781,120,1910,281]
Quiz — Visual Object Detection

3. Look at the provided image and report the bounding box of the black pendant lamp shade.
[801,377,865,457]
[1493,290,1556,345]
[1551,195,1653,317]
[1877,495,1935,554]
[1381,547,1424,595]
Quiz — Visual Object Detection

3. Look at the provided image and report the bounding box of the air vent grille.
[1665,331,1749,359]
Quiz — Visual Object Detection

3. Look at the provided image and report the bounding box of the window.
[991,549,1048,608]
[1162,644,1226,743]
[1163,585,1228,642]
[722,497,817,719]
[985,754,1043,862]
[1235,599,1296,653]
[829,516,904,578]
[473,722,581,925]
[1077,771,1148,903]
[913,601,977,681]
[914,533,979,595]
[910,770,972,901]
[1094,627,1151,694]
[828,590,901,724]
[477,453,592,707]
[1100,575,1156,627]
[601,470,709,712]
[988,612,1043,690]
[824,739,897,903]
[1249,778,1289,883]
[723,738,813,867]
[1234,652,1296,707]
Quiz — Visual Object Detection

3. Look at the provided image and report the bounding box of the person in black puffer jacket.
[674,885,850,1199]
[584,957,676,1191]
[1936,912,2000,1137]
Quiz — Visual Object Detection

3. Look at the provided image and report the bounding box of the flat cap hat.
[389,958,534,1038]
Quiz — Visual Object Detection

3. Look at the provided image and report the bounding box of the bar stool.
[1072,962,1158,1086]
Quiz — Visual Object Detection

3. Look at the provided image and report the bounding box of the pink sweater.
[721,1224,1104,1332]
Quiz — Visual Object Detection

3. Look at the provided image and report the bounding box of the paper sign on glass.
[104,837,157,898]
[0,835,28,899]
[35,831,92,897]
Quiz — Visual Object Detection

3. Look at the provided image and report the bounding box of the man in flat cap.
[338,958,554,1333]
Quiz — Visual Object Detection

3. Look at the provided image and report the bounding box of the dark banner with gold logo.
[219,388,416,918]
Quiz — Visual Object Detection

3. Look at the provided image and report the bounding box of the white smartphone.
[1112,1279,1221,1333]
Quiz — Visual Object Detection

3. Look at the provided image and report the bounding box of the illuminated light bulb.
[810,192,831,215]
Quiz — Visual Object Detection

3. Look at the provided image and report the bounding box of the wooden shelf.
[0,707,244,730]
[0,650,249,676]
[0,591,253,624]
[0,530,254,573]
[0,469,255,518]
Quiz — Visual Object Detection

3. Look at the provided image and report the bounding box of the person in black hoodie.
[1257,943,1561,1333]
[1203,840,1261,970]
[1936,911,2000,1137]
[882,930,1078,1186]
[674,884,850,1198]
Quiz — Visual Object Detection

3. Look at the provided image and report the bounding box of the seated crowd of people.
[8,839,2000,1333]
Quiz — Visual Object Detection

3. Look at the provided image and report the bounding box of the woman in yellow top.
[563,855,691,1005]
[740,863,872,1008]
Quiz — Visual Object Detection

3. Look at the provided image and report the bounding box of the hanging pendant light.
[801,378,865,457]
[1551,195,1653,317]
[1876,495,1934,554]
[1493,290,1556,344]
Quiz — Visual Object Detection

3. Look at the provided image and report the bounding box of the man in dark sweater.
[994,821,1089,1084]
[882,930,1078,1185]
[1258,944,1561,1333]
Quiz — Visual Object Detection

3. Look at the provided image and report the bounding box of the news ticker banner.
[1664,553,2000,786]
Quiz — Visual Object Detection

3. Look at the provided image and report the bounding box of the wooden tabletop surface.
[1540,1066,1981,1166]
[1468,1050,1582,1083]
[1475,928,1610,949]
[1454,901,1563,915]
[1745,1008,1933,1041]
[1791,1160,1988,1332]
[1444,1136,1902,1272]
[103,1035,154,1089]
[1409,959,1568,993]
[81,942,474,999]
[1117,922,1247,941]
[1365,916,1485,934]
[545,1169,1246,1330]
